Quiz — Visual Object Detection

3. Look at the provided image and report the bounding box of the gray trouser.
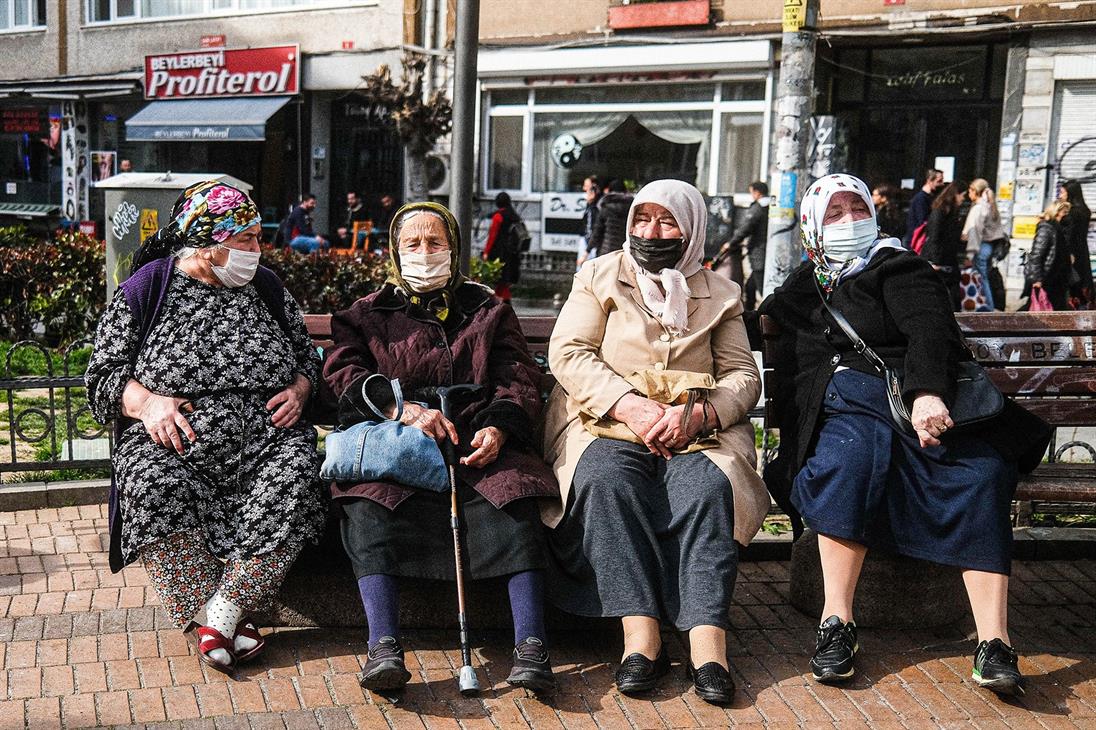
[547,438,738,630]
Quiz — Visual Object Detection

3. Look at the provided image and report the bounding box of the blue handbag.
[320,374,450,492]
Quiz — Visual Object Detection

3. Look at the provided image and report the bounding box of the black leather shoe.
[360,636,412,691]
[687,661,736,705]
[507,637,555,693]
[615,648,670,694]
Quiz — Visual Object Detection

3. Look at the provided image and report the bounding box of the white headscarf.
[621,179,707,335]
[801,173,903,292]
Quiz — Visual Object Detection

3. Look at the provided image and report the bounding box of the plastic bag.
[1030,287,1054,312]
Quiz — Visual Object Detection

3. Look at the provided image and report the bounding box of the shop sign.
[540,193,587,253]
[1,108,47,135]
[201,35,226,48]
[79,221,97,237]
[144,45,299,100]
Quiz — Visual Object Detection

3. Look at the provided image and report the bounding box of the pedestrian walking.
[718,181,769,309]
[871,182,905,240]
[590,179,633,257]
[482,192,525,302]
[1025,201,1072,311]
[1059,179,1093,307]
[903,168,944,248]
[577,175,601,269]
[922,181,967,310]
[963,179,1008,311]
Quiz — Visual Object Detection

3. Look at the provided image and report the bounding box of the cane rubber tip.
[458,665,480,695]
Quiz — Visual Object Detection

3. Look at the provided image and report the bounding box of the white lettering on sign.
[144,46,299,100]
[111,201,140,241]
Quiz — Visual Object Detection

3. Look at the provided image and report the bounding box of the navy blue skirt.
[792,369,1016,575]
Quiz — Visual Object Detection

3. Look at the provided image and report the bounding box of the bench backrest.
[759,311,1096,427]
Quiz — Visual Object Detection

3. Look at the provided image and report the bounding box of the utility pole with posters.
[761,0,821,296]
[450,0,481,276]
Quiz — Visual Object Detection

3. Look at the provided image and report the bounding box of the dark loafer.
[359,636,412,692]
[614,648,670,694]
[687,661,736,705]
[506,637,555,694]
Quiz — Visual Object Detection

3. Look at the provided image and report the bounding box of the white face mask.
[821,218,878,264]
[210,246,261,288]
[399,250,451,292]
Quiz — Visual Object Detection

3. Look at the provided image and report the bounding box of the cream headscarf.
[621,179,708,335]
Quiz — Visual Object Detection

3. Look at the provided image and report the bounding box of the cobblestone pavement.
[1,505,1094,729]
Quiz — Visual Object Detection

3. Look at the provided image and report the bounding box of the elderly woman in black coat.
[757,173,1050,698]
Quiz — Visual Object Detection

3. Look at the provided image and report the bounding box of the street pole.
[449,0,481,276]
[761,0,820,296]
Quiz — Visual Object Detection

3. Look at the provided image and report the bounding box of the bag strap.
[360,374,404,421]
[813,278,888,374]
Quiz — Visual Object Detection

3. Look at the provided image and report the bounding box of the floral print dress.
[86,269,327,565]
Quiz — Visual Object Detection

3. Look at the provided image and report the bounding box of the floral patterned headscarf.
[172,180,261,248]
[800,173,901,293]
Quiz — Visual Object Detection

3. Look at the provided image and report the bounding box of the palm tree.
[358,53,453,202]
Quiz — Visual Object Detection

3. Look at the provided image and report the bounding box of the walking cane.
[437,384,486,697]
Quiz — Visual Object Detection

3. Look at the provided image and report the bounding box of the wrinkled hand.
[910,392,953,448]
[461,427,506,468]
[267,374,311,428]
[609,393,669,457]
[645,402,707,456]
[1032,281,1043,289]
[136,392,195,455]
[400,402,459,444]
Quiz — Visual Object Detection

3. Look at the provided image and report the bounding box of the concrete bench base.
[789,530,968,628]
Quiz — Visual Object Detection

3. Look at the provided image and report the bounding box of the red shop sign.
[1,108,48,135]
[144,45,300,100]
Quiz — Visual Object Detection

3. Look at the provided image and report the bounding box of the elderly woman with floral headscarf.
[85,180,327,675]
[756,173,1051,697]
[322,202,559,695]
[543,179,769,705]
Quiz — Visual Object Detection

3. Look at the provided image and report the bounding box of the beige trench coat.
[541,251,770,546]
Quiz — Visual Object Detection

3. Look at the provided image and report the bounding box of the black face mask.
[628,234,685,273]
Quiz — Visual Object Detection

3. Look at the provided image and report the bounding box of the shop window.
[1,0,45,28]
[535,83,715,106]
[488,115,523,191]
[490,89,528,106]
[87,0,371,22]
[716,114,763,194]
[532,111,711,193]
[720,81,766,101]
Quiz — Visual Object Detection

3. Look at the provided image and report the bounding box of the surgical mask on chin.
[211,247,261,288]
[821,218,879,264]
[399,250,451,292]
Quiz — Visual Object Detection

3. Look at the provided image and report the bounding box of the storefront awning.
[0,203,61,218]
[125,96,291,142]
[0,71,142,100]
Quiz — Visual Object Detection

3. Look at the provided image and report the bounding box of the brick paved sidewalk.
[1,505,1094,729]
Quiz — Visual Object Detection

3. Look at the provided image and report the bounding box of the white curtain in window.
[533,112,629,192]
[633,110,712,191]
[141,0,198,17]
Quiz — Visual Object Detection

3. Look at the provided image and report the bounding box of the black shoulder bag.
[815,281,1004,435]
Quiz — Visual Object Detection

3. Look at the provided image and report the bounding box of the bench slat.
[986,367,1096,396]
[518,316,557,342]
[1018,462,1096,501]
[1011,398,1096,426]
[964,336,1096,364]
[303,314,332,338]
[957,311,1096,335]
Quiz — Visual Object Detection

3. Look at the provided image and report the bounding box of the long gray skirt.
[547,438,739,631]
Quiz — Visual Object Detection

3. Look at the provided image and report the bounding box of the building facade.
[0,0,443,235]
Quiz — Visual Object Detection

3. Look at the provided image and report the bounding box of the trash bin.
[95,171,252,297]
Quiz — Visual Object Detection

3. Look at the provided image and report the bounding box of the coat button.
[654,363,665,370]
[824,327,832,336]
[659,334,670,342]
[828,392,837,401]
[831,354,840,364]
[434,339,446,348]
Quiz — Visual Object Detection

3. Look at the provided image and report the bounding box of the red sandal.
[192,626,236,676]
[233,618,266,664]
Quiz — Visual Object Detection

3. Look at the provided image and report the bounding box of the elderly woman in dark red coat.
[323,202,559,695]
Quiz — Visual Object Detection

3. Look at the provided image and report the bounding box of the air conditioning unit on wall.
[426,153,450,196]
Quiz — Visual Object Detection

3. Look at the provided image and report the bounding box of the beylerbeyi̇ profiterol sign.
[143,45,300,100]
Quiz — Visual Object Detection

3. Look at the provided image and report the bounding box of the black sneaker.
[615,648,670,694]
[506,637,555,693]
[810,615,858,684]
[360,636,412,691]
[973,638,1025,697]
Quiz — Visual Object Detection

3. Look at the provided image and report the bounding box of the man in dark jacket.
[720,181,770,309]
[577,175,601,268]
[590,179,633,257]
[285,194,328,254]
[903,168,944,248]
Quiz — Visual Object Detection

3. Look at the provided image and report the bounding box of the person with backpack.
[903,168,944,249]
[483,192,527,302]
[921,181,967,310]
[84,180,326,677]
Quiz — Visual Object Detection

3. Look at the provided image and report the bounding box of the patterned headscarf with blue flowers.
[173,180,261,248]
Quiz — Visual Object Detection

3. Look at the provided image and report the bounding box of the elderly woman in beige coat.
[543,179,768,705]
